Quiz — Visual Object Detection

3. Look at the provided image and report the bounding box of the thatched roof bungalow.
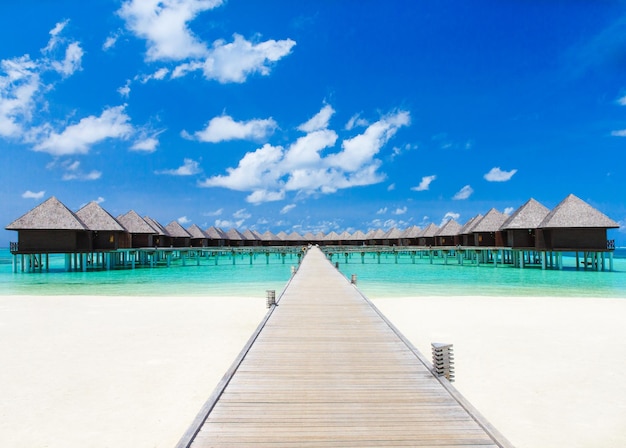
[537,194,619,250]
[383,228,404,246]
[187,224,208,247]
[225,228,245,247]
[458,214,482,246]
[117,210,158,248]
[401,226,421,246]
[434,219,461,247]
[418,223,439,246]
[6,197,90,253]
[144,216,171,247]
[205,226,227,247]
[241,229,261,247]
[350,230,367,246]
[472,209,507,247]
[76,201,129,250]
[165,221,191,247]
[260,230,281,246]
[500,198,550,249]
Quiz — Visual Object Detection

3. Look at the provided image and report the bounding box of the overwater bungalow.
[434,219,461,247]
[537,194,619,251]
[225,228,245,247]
[350,230,367,246]
[500,198,550,249]
[144,216,170,247]
[458,214,482,246]
[401,225,421,246]
[205,226,227,247]
[117,210,157,248]
[241,229,262,247]
[418,223,439,246]
[76,201,129,250]
[260,230,280,246]
[187,224,208,247]
[472,209,507,247]
[165,221,192,247]
[6,197,90,253]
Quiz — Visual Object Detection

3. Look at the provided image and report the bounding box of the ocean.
[1,248,625,298]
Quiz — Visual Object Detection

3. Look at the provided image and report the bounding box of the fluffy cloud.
[280,204,296,214]
[33,105,133,156]
[155,158,201,175]
[376,207,388,215]
[198,107,410,203]
[202,34,296,83]
[393,207,407,215]
[22,190,45,200]
[118,0,220,61]
[453,185,474,200]
[298,104,334,132]
[440,212,460,226]
[0,56,40,138]
[119,1,295,83]
[131,136,159,152]
[185,114,278,143]
[345,113,369,131]
[178,216,191,225]
[51,42,83,77]
[611,129,626,137]
[484,167,517,182]
[411,175,436,192]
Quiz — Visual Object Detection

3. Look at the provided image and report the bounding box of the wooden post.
[351,274,357,285]
[432,343,455,382]
[609,252,614,271]
[266,290,276,308]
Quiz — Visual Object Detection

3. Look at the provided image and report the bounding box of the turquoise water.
[1,248,625,298]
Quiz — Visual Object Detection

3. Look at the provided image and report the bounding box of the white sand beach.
[0,294,625,447]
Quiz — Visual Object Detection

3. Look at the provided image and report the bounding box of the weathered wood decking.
[177,246,513,447]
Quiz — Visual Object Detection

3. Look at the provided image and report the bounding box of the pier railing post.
[432,343,455,382]
[350,274,357,285]
[266,290,276,308]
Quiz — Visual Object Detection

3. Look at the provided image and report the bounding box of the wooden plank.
[178,246,513,448]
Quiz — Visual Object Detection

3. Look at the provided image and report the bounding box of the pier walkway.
[177,246,512,447]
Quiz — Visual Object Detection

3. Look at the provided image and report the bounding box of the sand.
[0,294,625,447]
[372,295,626,448]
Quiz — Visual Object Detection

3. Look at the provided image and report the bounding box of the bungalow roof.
[402,225,421,239]
[420,223,439,238]
[539,194,619,229]
[350,230,367,240]
[459,214,482,235]
[276,231,290,240]
[261,230,280,241]
[287,231,303,241]
[117,210,157,234]
[500,198,550,230]
[187,224,207,239]
[338,231,352,240]
[302,232,316,240]
[6,197,88,231]
[165,221,191,238]
[471,209,507,233]
[325,231,341,240]
[75,201,125,232]
[225,228,245,240]
[144,216,169,236]
[435,219,461,237]
[205,226,227,239]
[242,229,261,241]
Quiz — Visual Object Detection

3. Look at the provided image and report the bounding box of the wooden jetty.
[177,246,513,447]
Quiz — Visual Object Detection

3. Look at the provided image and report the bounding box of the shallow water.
[1,248,625,298]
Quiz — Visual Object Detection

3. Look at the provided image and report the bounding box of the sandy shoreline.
[0,294,625,447]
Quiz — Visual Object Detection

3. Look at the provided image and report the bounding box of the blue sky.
[2,0,626,246]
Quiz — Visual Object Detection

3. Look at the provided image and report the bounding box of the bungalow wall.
[505,229,536,249]
[16,230,90,253]
[190,238,207,248]
[436,236,455,246]
[130,233,153,248]
[92,231,130,250]
[541,228,608,250]
[474,232,497,247]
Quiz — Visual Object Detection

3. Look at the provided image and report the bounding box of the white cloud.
[186,114,277,143]
[484,167,517,182]
[178,216,191,225]
[199,107,410,203]
[103,33,119,51]
[439,212,460,227]
[298,104,334,132]
[94,197,105,204]
[202,34,296,83]
[155,158,201,175]
[119,1,295,83]
[131,136,159,152]
[376,207,387,215]
[611,129,626,137]
[118,80,131,97]
[453,185,473,200]
[62,170,102,181]
[215,218,244,229]
[51,42,83,77]
[504,207,515,215]
[411,175,436,192]
[203,208,223,217]
[0,56,40,138]
[280,204,296,214]
[387,183,395,191]
[233,209,251,220]
[345,113,368,131]
[33,105,133,155]
[118,0,221,61]
[22,190,45,200]
[393,206,407,215]
[618,95,626,106]
[42,20,69,53]
[137,67,170,83]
